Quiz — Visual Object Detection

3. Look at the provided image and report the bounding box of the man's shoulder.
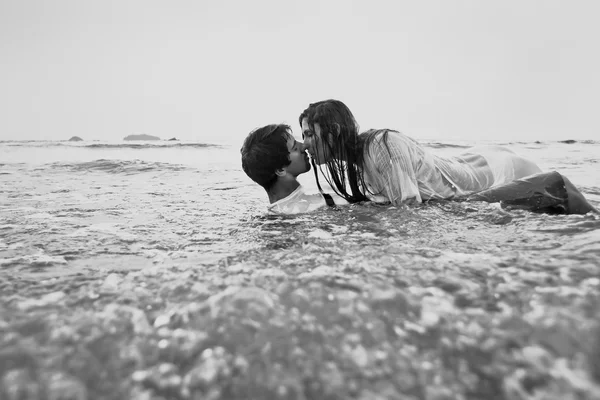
[267,186,329,215]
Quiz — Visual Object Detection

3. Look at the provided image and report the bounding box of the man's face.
[284,134,311,177]
[301,118,331,165]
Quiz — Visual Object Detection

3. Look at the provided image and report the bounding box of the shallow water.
[1,139,598,275]
[1,139,599,399]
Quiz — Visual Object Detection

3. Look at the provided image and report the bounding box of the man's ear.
[275,168,286,177]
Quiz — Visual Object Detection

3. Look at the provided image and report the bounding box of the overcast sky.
[1,0,599,143]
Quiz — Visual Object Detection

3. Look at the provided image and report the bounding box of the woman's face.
[301,117,332,165]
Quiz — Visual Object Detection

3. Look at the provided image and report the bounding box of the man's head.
[241,124,310,191]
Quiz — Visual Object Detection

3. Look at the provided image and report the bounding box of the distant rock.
[559,139,577,144]
[124,134,160,141]
[167,137,179,141]
[68,136,83,142]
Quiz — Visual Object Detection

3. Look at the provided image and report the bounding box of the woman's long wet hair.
[299,99,382,203]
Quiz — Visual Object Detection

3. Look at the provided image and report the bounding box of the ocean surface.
[1,138,599,398]
[1,139,598,277]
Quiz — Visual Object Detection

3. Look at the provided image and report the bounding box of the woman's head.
[298,99,370,203]
[298,99,359,165]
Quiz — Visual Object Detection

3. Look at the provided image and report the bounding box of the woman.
[299,99,596,214]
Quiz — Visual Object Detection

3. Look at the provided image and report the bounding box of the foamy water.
[1,139,598,277]
[1,139,600,399]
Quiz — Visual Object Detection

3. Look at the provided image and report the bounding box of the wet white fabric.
[267,185,348,215]
[362,131,542,205]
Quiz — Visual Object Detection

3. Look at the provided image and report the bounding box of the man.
[241,124,347,214]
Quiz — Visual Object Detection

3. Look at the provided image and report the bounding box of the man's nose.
[300,142,310,152]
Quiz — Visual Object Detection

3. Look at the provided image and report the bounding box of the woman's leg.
[467,171,598,215]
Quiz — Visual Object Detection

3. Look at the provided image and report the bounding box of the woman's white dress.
[362,131,542,205]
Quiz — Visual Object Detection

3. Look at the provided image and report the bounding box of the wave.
[84,143,222,149]
[557,139,599,145]
[485,140,600,147]
[423,142,472,149]
[0,141,224,149]
[3,139,598,148]
[420,139,598,148]
[40,159,189,174]
[498,141,546,145]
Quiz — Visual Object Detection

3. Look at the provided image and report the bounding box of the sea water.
[0,139,599,398]
[1,139,597,275]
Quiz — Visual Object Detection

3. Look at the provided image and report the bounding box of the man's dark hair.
[241,124,292,191]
